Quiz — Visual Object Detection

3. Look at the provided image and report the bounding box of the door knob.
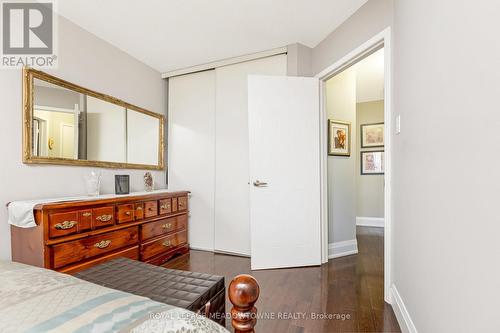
[253,180,268,187]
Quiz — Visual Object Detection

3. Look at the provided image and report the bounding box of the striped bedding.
[0,260,229,333]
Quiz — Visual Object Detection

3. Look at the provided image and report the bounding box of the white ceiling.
[56,0,368,73]
[354,48,384,103]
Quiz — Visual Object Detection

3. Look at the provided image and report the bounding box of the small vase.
[85,171,101,196]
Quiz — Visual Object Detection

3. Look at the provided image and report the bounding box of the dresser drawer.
[141,214,187,240]
[58,246,139,274]
[49,211,79,238]
[171,197,178,213]
[178,196,188,211]
[78,210,92,232]
[52,226,139,269]
[140,230,187,260]
[117,204,134,224]
[92,206,115,229]
[144,201,158,218]
[159,198,171,215]
[135,203,144,220]
[145,244,189,266]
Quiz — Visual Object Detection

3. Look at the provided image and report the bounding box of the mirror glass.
[29,75,163,169]
[86,95,126,163]
[33,79,83,159]
[127,109,160,165]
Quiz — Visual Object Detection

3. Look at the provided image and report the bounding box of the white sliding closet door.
[214,55,287,256]
[168,70,216,251]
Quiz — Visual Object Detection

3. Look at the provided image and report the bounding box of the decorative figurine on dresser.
[9,190,190,274]
[144,172,154,192]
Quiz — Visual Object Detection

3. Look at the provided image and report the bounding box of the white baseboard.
[356,216,384,228]
[328,239,358,259]
[391,284,417,333]
[189,246,215,252]
[214,249,251,258]
[190,247,251,258]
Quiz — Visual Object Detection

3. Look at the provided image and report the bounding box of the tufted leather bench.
[75,257,226,325]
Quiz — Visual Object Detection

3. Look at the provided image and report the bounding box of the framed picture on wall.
[361,122,384,148]
[361,151,384,175]
[328,119,351,156]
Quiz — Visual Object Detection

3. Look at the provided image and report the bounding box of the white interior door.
[60,123,75,159]
[168,70,216,251]
[214,54,287,256]
[248,75,321,270]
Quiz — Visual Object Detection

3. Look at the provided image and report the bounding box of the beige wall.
[0,15,165,260]
[287,43,313,76]
[311,0,393,75]
[316,0,500,330]
[326,67,357,243]
[393,0,500,331]
[356,100,384,218]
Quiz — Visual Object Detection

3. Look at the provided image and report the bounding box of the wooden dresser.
[10,191,189,274]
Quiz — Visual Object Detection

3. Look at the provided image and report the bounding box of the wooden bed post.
[229,274,260,333]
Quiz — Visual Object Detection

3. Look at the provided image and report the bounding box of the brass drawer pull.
[136,206,143,211]
[162,223,172,229]
[82,212,92,217]
[125,211,131,216]
[54,220,77,230]
[163,240,172,247]
[95,214,112,222]
[94,240,111,249]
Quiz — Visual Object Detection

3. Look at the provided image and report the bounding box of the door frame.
[315,27,393,303]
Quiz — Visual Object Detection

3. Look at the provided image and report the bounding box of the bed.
[0,260,257,333]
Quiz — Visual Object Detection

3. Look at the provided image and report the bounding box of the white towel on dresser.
[7,189,172,228]
[8,196,98,228]
[8,199,41,228]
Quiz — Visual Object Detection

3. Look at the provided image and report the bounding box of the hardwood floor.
[164,226,400,332]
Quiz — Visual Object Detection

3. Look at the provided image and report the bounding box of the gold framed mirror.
[23,68,165,170]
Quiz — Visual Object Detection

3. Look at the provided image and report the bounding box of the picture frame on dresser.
[115,175,130,194]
